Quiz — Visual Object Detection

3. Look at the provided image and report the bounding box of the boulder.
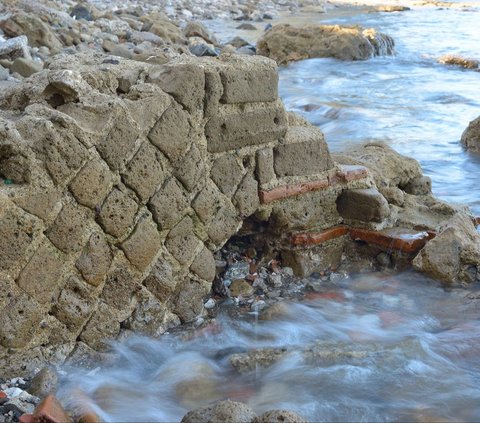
[438,54,479,70]
[0,35,31,61]
[461,115,480,152]
[413,213,480,284]
[181,400,256,423]
[257,24,394,64]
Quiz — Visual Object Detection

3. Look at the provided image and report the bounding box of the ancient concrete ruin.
[1,52,479,377]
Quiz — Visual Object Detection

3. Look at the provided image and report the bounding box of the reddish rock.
[349,227,434,253]
[259,178,328,204]
[475,216,480,227]
[291,226,348,247]
[19,415,34,423]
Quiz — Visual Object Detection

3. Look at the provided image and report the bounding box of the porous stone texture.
[461,115,480,152]
[0,51,475,377]
[181,400,257,423]
[252,410,308,423]
[257,23,395,64]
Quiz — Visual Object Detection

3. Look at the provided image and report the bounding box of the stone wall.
[1,52,477,377]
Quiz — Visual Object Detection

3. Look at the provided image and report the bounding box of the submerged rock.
[257,23,395,64]
[438,54,479,70]
[181,400,256,423]
[461,115,480,152]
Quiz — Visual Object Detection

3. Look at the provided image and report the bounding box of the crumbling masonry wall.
[0,52,382,376]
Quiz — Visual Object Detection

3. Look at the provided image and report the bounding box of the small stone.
[189,44,218,57]
[204,298,216,309]
[229,280,254,298]
[236,23,257,30]
[11,58,43,78]
[267,273,283,288]
[224,262,250,280]
[376,252,391,267]
[28,367,58,398]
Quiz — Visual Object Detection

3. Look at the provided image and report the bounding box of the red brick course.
[259,165,369,205]
[290,226,348,246]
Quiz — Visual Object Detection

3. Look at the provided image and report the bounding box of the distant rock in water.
[257,24,395,64]
[374,5,411,12]
[461,115,480,152]
[438,54,479,70]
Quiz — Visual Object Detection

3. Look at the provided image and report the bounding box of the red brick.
[0,391,6,400]
[349,227,434,253]
[32,395,71,423]
[290,226,348,247]
[19,415,34,423]
[259,178,328,204]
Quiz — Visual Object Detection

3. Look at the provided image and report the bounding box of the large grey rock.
[461,115,480,152]
[257,23,394,64]
[413,213,480,284]
[0,35,31,61]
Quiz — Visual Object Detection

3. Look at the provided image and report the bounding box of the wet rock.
[181,399,256,423]
[438,54,479,70]
[28,367,58,398]
[0,36,31,61]
[337,188,390,223]
[375,5,411,12]
[252,410,308,423]
[229,280,254,297]
[461,115,480,152]
[413,213,480,284]
[224,262,250,280]
[257,23,395,64]
[0,65,9,81]
[236,23,257,30]
[11,58,43,77]
[230,348,288,373]
[227,36,251,48]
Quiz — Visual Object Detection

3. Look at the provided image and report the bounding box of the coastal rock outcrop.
[461,115,480,152]
[257,24,395,64]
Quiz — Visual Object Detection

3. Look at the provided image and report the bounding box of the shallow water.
[278,4,480,215]
[59,271,480,422]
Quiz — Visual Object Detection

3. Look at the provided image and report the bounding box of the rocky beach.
[1,0,480,421]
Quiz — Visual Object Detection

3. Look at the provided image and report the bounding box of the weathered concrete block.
[16,243,65,304]
[148,103,191,162]
[274,126,333,177]
[256,148,275,187]
[191,179,228,225]
[51,276,96,332]
[46,203,91,253]
[165,216,201,265]
[121,215,162,270]
[174,144,205,192]
[122,142,165,202]
[75,232,112,287]
[190,245,216,282]
[210,155,244,196]
[148,62,205,113]
[38,131,87,186]
[282,237,345,277]
[219,55,278,104]
[0,292,46,348]
[173,277,210,322]
[149,177,189,229]
[69,159,113,209]
[336,188,390,223]
[204,70,223,117]
[143,251,182,303]
[270,189,341,231]
[0,207,37,272]
[79,302,120,350]
[98,188,138,238]
[205,101,287,153]
[233,171,259,218]
[12,187,60,222]
[100,261,140,316]
[96,110,139,170]
[207,202,241,245]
